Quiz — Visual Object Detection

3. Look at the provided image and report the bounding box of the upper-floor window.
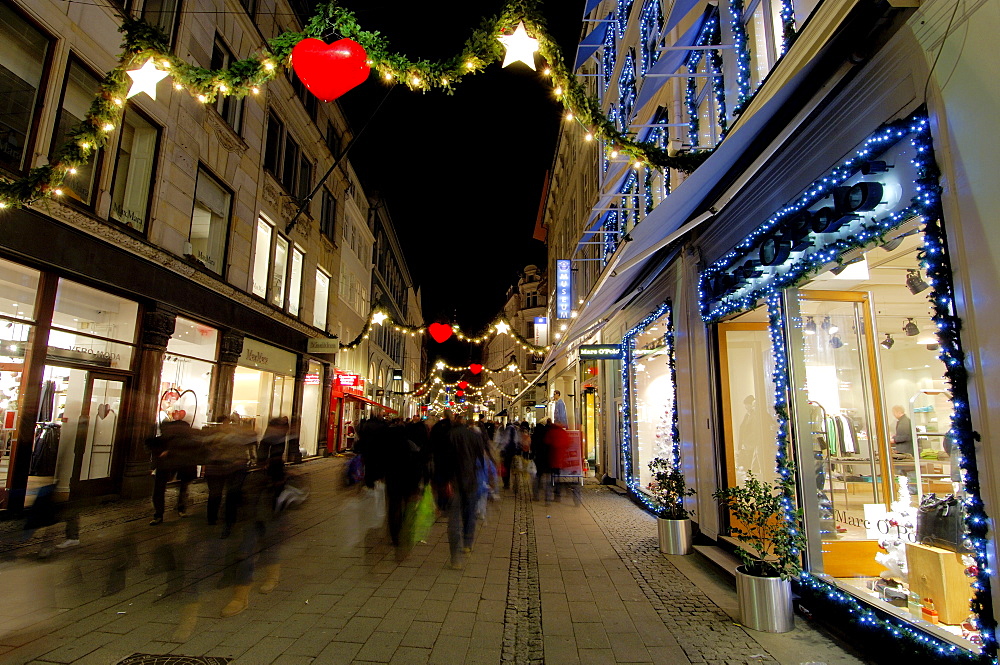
[250,216,305,316]
[601,23,616,92]
[52,57,102,207]
[211,37,244,130]
[288,245,304,316]
[639,0,663,77]
[110,107,161,233]
[290,70,318,120]
[618,50,637,128]
[525,292,539,309]
[0,3,52,174]
[743,0,786,91]
[325,122,340,158]
[320,189,336,240]
[238,0,256,17]
[188,166,231,275]
[137,0,181,48]
[314,269,330,331]
[263,112,312,200]
[617,0,634,38]
[620,171,640,233]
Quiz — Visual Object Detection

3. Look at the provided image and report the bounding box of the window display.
[48,279,138,370]
[232,339,296,435]
[159,317,217,428]
[624,305,677,490]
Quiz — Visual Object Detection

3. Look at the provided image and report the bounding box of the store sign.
[555,259,571,319]
[579,344,622,360]
[307,337,340,354]
[337,374,360,387]
[533,316,548,345]
[392,369,403,381]
[304,373,321,385]
[239,338,296,375]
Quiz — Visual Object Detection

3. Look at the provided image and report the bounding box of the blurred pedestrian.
[443,415,486,568]
[205,416,251,534]
[148,419,200,525]
[497,420,519,490]
[532,421,551,502]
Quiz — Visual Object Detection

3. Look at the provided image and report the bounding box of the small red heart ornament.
[291,38,370,102]
[469,363,483,375]
[456,390,465,397]
[457,381,469,390]
[428,322,453,344]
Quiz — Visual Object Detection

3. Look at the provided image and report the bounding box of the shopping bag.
[411,484,436,544]
[346,455,364,486]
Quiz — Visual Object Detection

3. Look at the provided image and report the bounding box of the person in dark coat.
[429,411,454,509]
[257,416,289,485]
[384,420,423,547]
[148,419,200,525]
[443,416,486,568]
[405,414,431,481]
[531,421,551,501]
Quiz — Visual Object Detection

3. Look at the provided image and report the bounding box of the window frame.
[0,1,55,177]
[187,163,233,277]
[250,214,307,317]
[320,188,337,241]
[211,35,244,131]
[136,0,183,51]
[108,104,162,235]
[742,0,784,91]
[50,54,105,210]
[263,111,312,200]
[314,268,330,331]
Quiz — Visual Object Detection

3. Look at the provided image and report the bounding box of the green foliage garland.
[0,0,711,209]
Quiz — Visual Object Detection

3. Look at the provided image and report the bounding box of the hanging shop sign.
[392,369,403,381]
[533,316,548,346]
[579,344,622,360]
[307,337,340,354]
[556,259,572,319]
[337,374,360,387]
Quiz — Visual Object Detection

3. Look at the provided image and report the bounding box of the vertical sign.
[556,259,571,319]
[533,316,548,346]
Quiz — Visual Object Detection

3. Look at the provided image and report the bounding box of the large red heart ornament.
[469,363,483,375]
[456,390,465,397]
[428,322,453,344]
[291,38,370,102]
[457,381,469,390]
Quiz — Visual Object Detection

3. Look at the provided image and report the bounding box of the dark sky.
[336,0,583,333]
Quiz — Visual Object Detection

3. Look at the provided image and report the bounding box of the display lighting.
[620,302,681,513]
[903,318,920,337]
[906,269,930,294]
[700,111,995,659]
[880,333,895,350]
[803,316,817,335]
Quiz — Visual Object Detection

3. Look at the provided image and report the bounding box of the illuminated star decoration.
[126,58,170,100]
[497,21,539,71]
[435,361,446,370]
[371,311,388,325]
[494,321,511,335]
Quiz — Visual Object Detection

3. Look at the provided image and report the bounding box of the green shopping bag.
[405,484,436,546]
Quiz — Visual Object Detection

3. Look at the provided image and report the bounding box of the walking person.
[148,419,200,525]
[440,415,486,569]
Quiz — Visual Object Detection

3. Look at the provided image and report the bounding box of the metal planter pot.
[656,517,693,555]
[735,566,794,633]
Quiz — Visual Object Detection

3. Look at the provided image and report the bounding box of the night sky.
[336,0,583,334]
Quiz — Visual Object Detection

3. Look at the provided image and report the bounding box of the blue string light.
[698,111,996,660]
[639,0,664,77]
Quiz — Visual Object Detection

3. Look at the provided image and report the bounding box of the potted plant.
[648,457,697,555]
[713,471,806,633]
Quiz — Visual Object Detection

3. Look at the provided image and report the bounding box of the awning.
[664,0,702,34]
[574,13,613,70]
[633,13,707,112]
[583,0,602,16]
[345,394,398,414]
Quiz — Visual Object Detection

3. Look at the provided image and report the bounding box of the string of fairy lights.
[0,0,712,210]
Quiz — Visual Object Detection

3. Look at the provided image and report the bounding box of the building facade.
[540,0,1000,660]
[0,0,416,506]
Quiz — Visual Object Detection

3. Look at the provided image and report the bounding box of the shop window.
[320,188,336,240]
[211,36,244,130]
[742,0,784,91]
[288,246,303,317]
[109,108,160,233]
[314,268,330,331]
[0,257,40,322]
[0,259,40,484]
[138,0,181,48]
[51,57,102,207]
[0,2,52,174]
[48,279,139,371]
[162,317,218,429]
[271,235,288,308]
[624,304,678,490]
[188,166,231,275]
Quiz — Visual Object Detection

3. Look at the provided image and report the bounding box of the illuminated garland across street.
[698,111,996,660]
[0,0,712,209]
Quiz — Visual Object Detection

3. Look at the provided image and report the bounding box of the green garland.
[0,0,711,209]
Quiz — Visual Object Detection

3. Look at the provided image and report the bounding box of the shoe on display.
[55,539,80,549]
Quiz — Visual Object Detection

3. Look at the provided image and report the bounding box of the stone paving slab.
[0,458,868,665]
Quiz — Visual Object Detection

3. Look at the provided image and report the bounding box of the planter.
[657,517,693,555]
[735,566,794,633]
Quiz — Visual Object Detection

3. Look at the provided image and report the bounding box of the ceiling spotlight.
[880,333,895,350]
[821,316,839,335]
[903,318,920,336]
[829,334,844,349]
[906,269,930,295]
[803,317,817,335]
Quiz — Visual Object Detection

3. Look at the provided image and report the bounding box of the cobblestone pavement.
[0,458,865,665]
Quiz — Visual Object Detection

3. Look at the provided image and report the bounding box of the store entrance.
[31,365,126,499]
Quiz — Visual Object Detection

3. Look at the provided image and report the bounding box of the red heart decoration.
[456,390,465,397]
[469,363,483,375]
[291,38,370,102]
[457,381,469,390]
[428,322,453,344]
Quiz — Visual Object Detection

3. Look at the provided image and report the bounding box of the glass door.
[74,375,125,490]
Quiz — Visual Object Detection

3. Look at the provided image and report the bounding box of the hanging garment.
[834,414,858,454]
[29,423,61,476]
[37,380,56,423]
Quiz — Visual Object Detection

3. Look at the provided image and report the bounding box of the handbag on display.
[916,493,969,552]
